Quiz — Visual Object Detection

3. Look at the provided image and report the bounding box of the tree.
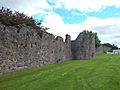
[94,33,101,48]
[111,44,118,50]
[102,43,118,50]
[0,7,49,32]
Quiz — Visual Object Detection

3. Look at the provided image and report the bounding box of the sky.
[0,0,120,47]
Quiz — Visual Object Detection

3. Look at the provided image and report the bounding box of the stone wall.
[0,23,72,74]
[71,32,95,59]
[96,45,111,54]
[0,23,96,74]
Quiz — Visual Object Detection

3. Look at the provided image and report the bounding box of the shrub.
[0,6,49,36]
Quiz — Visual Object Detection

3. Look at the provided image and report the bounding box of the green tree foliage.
[82,30,101,48]
[111,44,119,50]
[94,33,101,48]
[103,43,118,50]
[0,6,49,33]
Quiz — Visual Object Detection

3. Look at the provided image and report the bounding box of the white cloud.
[43,13,82,39]
[1,0,120,15]
[0,0,52,16]
[24,0,52,16]
[54,0,120,12]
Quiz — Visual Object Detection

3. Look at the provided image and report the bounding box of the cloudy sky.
[0,0,120,47]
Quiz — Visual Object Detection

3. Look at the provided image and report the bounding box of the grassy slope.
[0,54,120,90]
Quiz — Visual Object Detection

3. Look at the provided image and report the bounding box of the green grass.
[0,54,120,90]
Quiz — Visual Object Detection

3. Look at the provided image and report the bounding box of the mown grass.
[0,54,120,90]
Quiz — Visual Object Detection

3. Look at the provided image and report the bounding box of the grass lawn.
[0,54,120,90]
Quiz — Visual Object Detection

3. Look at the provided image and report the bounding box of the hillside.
[0,54,120,90]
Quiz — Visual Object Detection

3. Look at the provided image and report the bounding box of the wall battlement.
[0,23,95,74]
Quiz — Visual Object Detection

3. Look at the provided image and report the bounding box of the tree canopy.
[0,6,49,32]
[102,43,119,50]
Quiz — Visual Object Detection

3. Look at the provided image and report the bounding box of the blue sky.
[0,0,120,47]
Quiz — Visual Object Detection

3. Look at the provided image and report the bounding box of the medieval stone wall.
[0,23,95,74]
[71,32,95,59]
[0,23,72,74]
[96,45,112,54]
